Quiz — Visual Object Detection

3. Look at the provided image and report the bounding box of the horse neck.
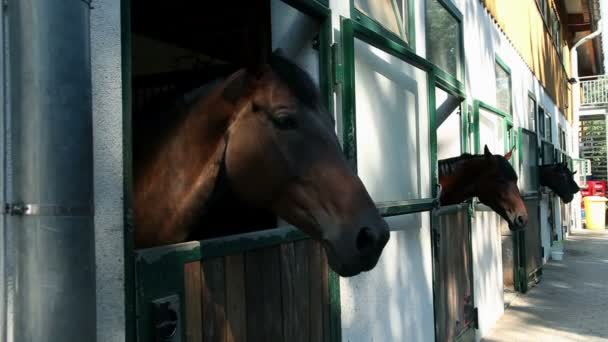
[134,85,237,246]
[439,155,486,205]
[538,165,553,187]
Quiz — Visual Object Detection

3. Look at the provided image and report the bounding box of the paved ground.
[484,229,608,342]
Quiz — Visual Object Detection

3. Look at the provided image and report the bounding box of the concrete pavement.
[483,230,608,342]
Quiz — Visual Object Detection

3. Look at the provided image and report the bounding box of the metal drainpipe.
[570,20,602,232]
[4,1,95,341]
[571,19,603,158]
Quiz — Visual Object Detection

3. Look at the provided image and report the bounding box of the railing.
[580,75,608,107]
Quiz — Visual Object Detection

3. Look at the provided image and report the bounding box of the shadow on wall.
[472,211,505,337]
[340,214,434,341]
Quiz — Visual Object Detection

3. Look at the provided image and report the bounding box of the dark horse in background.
[133,52,389,277]
[539,162,580,203]
[438,145,528,230]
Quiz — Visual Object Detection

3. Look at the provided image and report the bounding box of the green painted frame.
[515,127,543,293]
[472,99,513,155]
[350,0,416,51]
[518,128,541,195]
[495,55,513,116]
[124,1,342,341]
[425,0,466,92]
[341,17,438,216]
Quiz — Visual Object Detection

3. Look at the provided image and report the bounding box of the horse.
[539,162,580,203]
[133,52,390,277]
[438,145,528,230]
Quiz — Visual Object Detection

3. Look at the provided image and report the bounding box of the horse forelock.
[496,157,518,181]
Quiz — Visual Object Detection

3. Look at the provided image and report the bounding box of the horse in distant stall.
[539,162,580,203]
[438,145,528,230]
[133,52,389,277]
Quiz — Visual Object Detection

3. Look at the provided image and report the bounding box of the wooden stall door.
[433,205,475,342]
[183,240,331,342]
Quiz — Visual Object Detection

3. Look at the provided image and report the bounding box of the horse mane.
[438,153,476,177]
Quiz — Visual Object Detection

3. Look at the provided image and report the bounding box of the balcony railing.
[580,75,608,107]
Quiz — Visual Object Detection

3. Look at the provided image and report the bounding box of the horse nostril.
[516,215,526,226]
[356,227,377,255]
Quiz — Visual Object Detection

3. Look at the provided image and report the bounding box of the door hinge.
[4,202,26,216]
[331,43,342,88]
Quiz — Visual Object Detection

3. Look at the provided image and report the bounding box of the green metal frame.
[350,0,416,51]
[495,55,513,115]
[425,0,466,91]
[472,99,513,154]
[518,128,541,195]
[527,91,538,133]
[341,17,438,216]
[124,1,342,341]
[515,128,543,293]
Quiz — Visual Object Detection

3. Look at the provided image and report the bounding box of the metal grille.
[579,117,607,180]
[580,75,608,107]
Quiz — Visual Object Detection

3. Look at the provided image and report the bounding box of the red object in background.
[580,180,607,208]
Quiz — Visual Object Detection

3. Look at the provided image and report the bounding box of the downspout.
[4,1,95,341]
[571,19,602,157]
[570,19,602,232]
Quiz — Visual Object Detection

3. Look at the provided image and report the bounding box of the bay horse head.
[134,52,389,277]
[539,162,580,203]
[438,145,528,230]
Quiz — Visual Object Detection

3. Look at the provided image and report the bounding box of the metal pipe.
[4,1,95,341]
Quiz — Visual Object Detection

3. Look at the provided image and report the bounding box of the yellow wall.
[481,0,573,121]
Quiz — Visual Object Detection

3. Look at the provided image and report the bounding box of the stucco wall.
[91,2,125,341]
[340,214,435,342]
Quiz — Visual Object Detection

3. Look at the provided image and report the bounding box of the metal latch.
[152,295,181,342]
[4,202,26,216]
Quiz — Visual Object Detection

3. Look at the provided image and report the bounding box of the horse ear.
[484,145,492,158]
[504,146,514,161]
[572,170,578,175]
[222,70,251,104]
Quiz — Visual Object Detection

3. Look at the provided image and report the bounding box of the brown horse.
[539,162,580,203]
[438,145,528,230]
[133,53,390,277]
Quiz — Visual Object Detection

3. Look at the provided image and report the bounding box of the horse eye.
[271,113,298,130]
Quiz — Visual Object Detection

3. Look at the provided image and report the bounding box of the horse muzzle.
[323,224,390,277]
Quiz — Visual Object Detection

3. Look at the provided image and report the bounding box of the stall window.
[545,113,552,141]
[528,95,537,131]
[354,0,411,44]
[538,106,545,137]
[426,0,463,80]
[495,57,512,114]
[341,19,434,215]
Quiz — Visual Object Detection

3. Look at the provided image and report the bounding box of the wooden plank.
[201,258,227,342]
[283,241,311,342]
[308,240,324,342]
[246,246,283,342]
[225,255,246,342]
[184,261,203,342]
[320,245,330,342]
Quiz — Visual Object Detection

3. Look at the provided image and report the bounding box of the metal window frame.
[340,17,438,216]
[425,0,466,88]
[350,0,416,51]
[518,128,541,195]
[472,99,513,155]
[495,55,513,115]
[121,1,341,341]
